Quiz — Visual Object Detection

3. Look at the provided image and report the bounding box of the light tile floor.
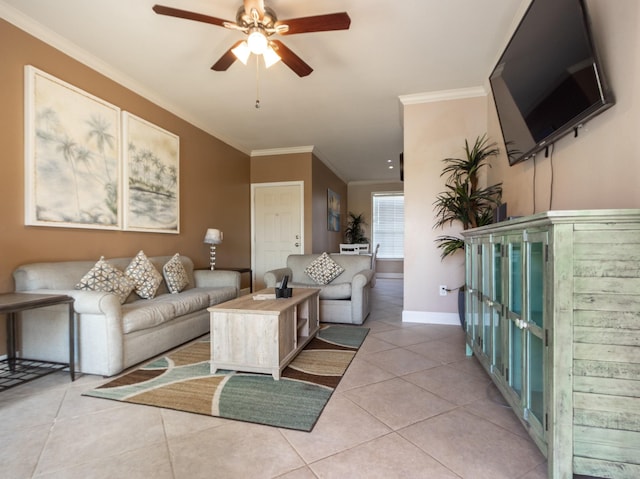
[1,279,563,478]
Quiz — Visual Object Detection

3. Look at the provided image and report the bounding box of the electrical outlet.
[439,285,448,296]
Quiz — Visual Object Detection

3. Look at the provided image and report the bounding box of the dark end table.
[1,293,75,392]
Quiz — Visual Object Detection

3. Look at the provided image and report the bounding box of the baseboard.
[376,273,403,279]
[240,287,251,296]
[402,310,460,325]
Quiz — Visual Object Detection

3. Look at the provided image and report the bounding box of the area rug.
[84,324,368,432]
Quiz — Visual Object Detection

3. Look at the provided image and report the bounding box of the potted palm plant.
[344,212,368,244]
[433,134,503,327]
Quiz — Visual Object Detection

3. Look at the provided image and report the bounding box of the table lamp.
[203,228,223,270]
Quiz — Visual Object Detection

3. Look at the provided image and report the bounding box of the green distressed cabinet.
[462,210,640,479]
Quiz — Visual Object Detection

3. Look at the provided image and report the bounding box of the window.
[372,192,404,259]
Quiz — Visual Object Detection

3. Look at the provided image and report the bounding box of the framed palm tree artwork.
[24,65,122,230]
[122,112,179,233]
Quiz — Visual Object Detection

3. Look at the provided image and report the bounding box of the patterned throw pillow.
[163,253,189,293]
[125,250,163,299]
[75,256,135,304]
[304,252,345,285]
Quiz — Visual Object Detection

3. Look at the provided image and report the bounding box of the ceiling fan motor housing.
[236,5,277,31]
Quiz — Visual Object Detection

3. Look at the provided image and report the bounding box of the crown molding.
[347,180,404,187]
[250,146,315,157]
[399,86,487,105]
[0,1,248,155]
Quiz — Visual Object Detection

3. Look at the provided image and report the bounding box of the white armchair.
[264,253,373,325]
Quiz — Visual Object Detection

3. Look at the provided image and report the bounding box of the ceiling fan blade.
[152,5,230,27]
[276,12,351,35]
[211,41,244,71]
[271,40,313,77]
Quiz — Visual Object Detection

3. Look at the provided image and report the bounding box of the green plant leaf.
[433,134,503,259]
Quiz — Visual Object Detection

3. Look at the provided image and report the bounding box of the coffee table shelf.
[208,288,319,380]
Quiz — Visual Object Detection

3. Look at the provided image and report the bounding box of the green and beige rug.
[84,324,368,431]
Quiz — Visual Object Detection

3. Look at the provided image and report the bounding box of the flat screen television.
[489,0,614,166]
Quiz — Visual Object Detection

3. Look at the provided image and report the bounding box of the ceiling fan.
[152,0,351,77]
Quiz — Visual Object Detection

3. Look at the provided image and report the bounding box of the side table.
[1,293,75,391]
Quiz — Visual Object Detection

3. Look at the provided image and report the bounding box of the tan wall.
[0,20,251,353]
[311,155,347,253]
[347,181,404,275]
[250,152,347,254]
[250,152,313,253]
[486,0,640,214]
[403,95,487,319]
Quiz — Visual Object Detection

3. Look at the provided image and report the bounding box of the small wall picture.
[327,188,341,232]
[24,66,121,229]
[123,112,179,233]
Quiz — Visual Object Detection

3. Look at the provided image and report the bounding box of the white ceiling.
[1,0,526,182]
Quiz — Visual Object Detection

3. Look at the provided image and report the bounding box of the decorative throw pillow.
[75,256,135,304]
[304,252,345,285]
[163,253,189,293]
[125,250,163,299]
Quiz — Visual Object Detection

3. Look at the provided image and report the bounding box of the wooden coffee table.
[208,288,319,380]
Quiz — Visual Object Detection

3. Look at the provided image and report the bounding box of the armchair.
[264,253,373,325]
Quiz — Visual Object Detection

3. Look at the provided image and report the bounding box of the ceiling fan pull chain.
[255,55,261,109]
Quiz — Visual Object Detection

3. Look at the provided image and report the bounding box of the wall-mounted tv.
[490,0,614,166]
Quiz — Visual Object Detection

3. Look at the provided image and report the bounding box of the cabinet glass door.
[507,240,523,400]
[480,242,492,357]
[526,239,546,429]
[465,242,481,343]
[491,241,504,376]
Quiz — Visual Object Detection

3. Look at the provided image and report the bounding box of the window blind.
[372,193,404,259]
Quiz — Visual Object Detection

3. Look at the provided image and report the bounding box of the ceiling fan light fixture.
[247,28,268,55]
[263,44,281,68]
[231,41,251,65]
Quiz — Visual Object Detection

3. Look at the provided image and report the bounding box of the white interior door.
[252,182,303,290]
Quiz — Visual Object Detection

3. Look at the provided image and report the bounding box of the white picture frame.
[122,112,180,233]
[24,65,122,230]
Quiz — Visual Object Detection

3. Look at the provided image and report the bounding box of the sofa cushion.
[122,298,177,333]
[202,287,238,306]
[125,250,163,299]
[318,282,352,300]
[122,289,213,333]
[163,289,210,317]
[163,253,189,293]
[75,257,135,304]
[290,282,352,300]
[304,252,345,285]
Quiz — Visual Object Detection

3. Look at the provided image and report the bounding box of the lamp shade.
[263,44,281,68]
[204,228,223,244]
[231,41,251,65]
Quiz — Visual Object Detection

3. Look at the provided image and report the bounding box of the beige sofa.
[13,255,240,376]
[264,253,373,325]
